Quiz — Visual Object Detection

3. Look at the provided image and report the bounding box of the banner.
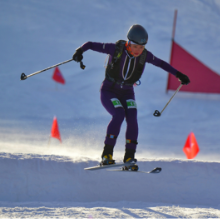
[167,41,220,93]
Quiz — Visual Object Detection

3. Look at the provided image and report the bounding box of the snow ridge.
[1,153,220,207]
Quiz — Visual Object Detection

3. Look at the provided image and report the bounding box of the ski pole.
[153,83,183,117]
[20,59,85,80]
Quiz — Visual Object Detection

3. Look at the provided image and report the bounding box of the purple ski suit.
[81,41,178,155]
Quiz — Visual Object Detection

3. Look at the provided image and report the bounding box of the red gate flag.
[167,41,220,93]
[51,116,61,142]
[52,67,65,84]
[183,132,199,159]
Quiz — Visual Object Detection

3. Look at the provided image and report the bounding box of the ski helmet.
[127,24,148,45]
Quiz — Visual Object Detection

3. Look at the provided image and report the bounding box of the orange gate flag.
[183,132,199,159]
[51,116,61,142]
[52,67,65,84]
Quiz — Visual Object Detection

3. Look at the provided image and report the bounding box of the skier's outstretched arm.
[146,51,190,85]
[72,42,115,63]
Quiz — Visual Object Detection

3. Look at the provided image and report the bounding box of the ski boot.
[123,158,139,171]
[100,154,115,166]
[100,144,115,166]
[123,148,138,171]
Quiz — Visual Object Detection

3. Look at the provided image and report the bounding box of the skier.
[72,24,190,171]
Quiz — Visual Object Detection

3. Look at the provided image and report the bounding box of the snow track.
[1,0,220,217]
[1,153,219,207]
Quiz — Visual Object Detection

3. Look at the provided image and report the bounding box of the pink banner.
[167,41,220,93]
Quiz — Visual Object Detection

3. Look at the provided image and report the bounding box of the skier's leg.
[122,98,139,171]
[100,89,125,158]
[121,97,138,162]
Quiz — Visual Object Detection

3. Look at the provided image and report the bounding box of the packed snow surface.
[1,153,220,206]
[1,0,220,218]
[0,153,220,218]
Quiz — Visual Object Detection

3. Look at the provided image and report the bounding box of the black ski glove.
[176,71,190,85]
[72,47,83,62]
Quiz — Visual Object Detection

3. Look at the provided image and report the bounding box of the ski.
[85,162,162,174]
[84,162,135,171]
[108,167,162,174]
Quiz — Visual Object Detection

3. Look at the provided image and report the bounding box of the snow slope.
[1,0,220,161]
[0,153,220,218]
[0,0,220,218]
[1,153,220,207]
